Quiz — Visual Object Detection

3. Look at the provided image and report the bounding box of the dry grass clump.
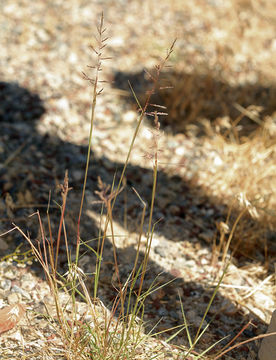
[155,68,275,134]
[143,0,276,260]
[195,113,276,258]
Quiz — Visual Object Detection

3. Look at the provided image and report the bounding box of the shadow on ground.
[0,80,272,355]
[113,68,276,137]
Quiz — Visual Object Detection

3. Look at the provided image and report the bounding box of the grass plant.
[3,14,183,360]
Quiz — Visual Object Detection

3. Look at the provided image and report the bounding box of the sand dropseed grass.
[3,15,183,360]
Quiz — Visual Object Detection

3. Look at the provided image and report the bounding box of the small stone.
[205,208,215,216]
[200,257,209,265]
[175,147,186,156]
[11,285,31,300]
[68,52,78,64]
[154,245,167,258]
[3,266,17,280]
[21,280,36,291]
[186,259,196,267]
[36,29,50,42]
[0,279,11,291]
[169,310,180,320]
[109,36,124,47]
[213,154,223,166]
[123,110,136,123]
[170,268,182,278]
[167,139,178,148]
[56,97,70,112]
[7,292,22,305]
[221,299,237,316]
[158,308,168,317]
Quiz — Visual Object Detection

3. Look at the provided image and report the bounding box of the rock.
[7,292,22,305]
[0,279,11,291]
[109,36,124,47]
[258,310,276,360]
[123,110,136,123]
[158,308,168,317]
[21,279,36,292]
[3,265,17,280]
[175,146,185,156]
[154,245,167,258]
[11,285,31,300]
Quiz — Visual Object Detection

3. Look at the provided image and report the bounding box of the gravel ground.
[0,1,275,359]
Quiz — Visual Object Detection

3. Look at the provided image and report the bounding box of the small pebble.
[0,279,11,291]
[11,285,31,300]
[8,292,22,305]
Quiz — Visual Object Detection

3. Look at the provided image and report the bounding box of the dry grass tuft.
[198,115,276,258]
